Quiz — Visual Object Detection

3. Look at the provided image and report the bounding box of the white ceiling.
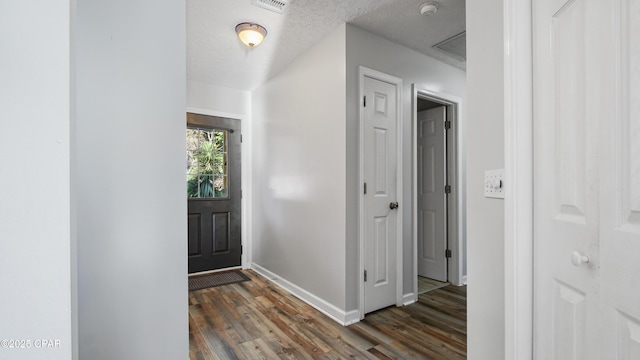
[187,0,466,91]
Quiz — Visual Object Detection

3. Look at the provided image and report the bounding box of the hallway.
[189,270,466,359]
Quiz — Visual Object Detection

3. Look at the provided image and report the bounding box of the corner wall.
[0,2,73,359]
[75,1,188,359]
[466,0,506,358]
[345,24,467,311]
[251,25,348,313]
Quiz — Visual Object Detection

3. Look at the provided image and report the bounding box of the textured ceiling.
[187,0,466,91]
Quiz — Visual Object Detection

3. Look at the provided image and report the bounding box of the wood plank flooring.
[417,276,449,295]
[189,270,466,360]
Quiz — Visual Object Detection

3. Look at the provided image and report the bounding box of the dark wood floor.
[189,270,466,360]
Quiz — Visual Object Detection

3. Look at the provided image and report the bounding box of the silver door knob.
[571,251,589,267]
[389,202,399,209]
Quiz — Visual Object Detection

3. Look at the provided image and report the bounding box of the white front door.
[533,0,640,358]
[362,73,400,314]
[417,107,447,282]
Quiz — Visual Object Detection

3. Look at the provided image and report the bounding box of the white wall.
[0,2,73,359]
[75,1,188,359]
[251,25,348,310]
[187,80,251,118]
[466,0,506,358]
[345,25,467,310]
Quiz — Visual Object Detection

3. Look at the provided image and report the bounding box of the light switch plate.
[485,169,505,199]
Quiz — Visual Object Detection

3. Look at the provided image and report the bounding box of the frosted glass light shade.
[235,22,267,47]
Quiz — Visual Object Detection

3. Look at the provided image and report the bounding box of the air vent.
[251,0,289,14]
[433,31,466,62]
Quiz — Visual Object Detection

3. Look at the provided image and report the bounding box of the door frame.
[358,66,403,319]
[186,107,251,271]
[411,86,465,298]
[503,0,533,358]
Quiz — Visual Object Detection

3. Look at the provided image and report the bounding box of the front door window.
[186,127,228,198]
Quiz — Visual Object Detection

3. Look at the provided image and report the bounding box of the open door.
[417,106,448,282]
[186,113,241,273]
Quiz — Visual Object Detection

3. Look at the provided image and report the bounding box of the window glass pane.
[199,142,214,175]
[186,160,199,198]
[186,129,199,153]
[198,175,215,198]
[186,127,228,198]
[213,174,228,198]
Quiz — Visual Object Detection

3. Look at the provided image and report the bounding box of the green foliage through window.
[186,127,228,198]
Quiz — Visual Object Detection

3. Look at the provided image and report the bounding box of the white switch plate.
[484,169,505,199]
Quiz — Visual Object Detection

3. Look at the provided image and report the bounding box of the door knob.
[571,251,589,267]
[389,202,399,209]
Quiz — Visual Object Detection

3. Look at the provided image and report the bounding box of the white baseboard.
[450,274,468,286]
[343,310,360,326]
[251,263,359,326]
[402,292,417,306]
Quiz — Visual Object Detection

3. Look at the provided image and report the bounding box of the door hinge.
[445,120,451,130]
[445,185,451,194]
[364,269,368,282]
[241,245,243,255]
[240,134,243,143]
[364,182,367,194]
[363,96,367,107]
[445,249,452,258]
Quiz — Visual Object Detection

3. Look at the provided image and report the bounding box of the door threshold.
[188,266,242,277]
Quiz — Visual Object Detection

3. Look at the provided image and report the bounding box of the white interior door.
[600,0,640,357]
[417,107,447,282]
[363,74,399,314]
[533,0,640,358]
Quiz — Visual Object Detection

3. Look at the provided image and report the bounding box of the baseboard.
[343,310,360,326]
[251,263,359,326]
[402,292,417,306]
[450,274,468,286]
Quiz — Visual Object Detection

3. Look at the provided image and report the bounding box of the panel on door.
[417,107,447,282]
[600,0,640,357]
[363,75,398,314]
[186,113,241,273]
[534,0,640,358]
[534,0,599,357]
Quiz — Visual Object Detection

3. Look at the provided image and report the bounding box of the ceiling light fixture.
[419,2,439,16]
[235,22,267,47]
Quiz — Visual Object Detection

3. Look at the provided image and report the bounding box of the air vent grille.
[251,0,289,14]
[433,31,466,62]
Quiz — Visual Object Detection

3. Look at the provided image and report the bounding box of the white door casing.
[412,86,465,297]
[503,0,534,357]
[533,0,640,358]
[359,67,402,316]
[417,107,447,282]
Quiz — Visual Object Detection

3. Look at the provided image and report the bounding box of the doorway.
[413,86,465,301]
[186,112,242,273]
